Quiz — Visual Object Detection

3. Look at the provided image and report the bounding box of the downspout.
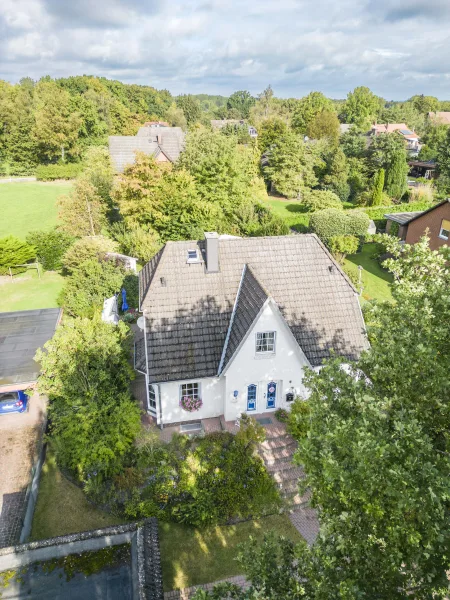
[142,310,151,415]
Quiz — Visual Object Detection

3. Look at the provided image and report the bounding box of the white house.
[135,233,368,428]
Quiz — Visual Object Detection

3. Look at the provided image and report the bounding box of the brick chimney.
[204,232,219,273]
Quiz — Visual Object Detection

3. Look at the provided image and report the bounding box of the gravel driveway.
[0,394,46,548]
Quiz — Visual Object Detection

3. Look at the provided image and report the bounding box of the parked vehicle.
[0,391,29,415]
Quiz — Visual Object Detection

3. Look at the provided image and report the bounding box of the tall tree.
[226,90,255,119]
[385,151,408,200]
[292,91,334,134]
[36,317,141,480]
[33,80,82,162]
[320,146,350,201]
[58,178,107,236]
[343,86,384,130]
[306,109,340,144]
[175,94,201,126]
[257,117,288,153]
[263,132,320,198]
[370,168,385,206]
[257,85,274,118]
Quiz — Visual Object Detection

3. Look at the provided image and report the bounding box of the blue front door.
[247,384,257,411]
[266,382,276,409]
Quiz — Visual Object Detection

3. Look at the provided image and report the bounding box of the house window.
[149,384,157,411]
[439,219,450,240]
[180,382,200,401]
[256,332,276,354]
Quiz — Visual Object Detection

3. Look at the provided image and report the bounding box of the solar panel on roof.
[400,129,413,135]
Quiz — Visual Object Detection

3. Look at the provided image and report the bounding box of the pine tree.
[370,168,385,206]
[385,151,408,200]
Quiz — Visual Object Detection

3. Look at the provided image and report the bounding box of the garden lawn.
[159,515,302,592]
[30,448,123,542]
[0,269,64,312]
[264,197,310,232]
[0,182,71,239]
[345,244,394,303]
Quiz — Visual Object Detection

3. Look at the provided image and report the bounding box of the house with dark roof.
[135,233,368,428]
[385,199,450,251]
[108,125,185,173]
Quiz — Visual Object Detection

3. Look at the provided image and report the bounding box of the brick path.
[164,575,249,599]
[0,394,45,548]
[259,423,320,544]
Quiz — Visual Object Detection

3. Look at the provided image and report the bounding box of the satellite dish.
[137,316,145,331]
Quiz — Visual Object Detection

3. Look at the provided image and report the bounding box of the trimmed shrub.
[26,228,74,271]
[309,208,370,244]
[329,234,359,264]
[302,189,343,212]
[274,408,289,423]
[36,163,83,181]
[0,236,36,274]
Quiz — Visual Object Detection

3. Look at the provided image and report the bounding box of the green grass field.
[159,516,301,592]
[0,182,71,239]
[30,448,123,542]
[345,244,394,303]
[0,269,64,312]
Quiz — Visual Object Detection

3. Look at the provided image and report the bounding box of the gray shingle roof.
[384,211,423,225]
[139,235,368,383]
[0,308,61,388]
[109,127,185,172]
[220,265,268,372]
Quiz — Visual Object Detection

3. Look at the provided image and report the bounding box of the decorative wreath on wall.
[179,395,203,412]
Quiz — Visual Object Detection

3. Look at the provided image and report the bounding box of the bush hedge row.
[36,163,83,181]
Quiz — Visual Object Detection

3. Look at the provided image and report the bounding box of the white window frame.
[148,384,157,412]
[438,223,449,240]
[179,382,201,401]
[255,331,276,355]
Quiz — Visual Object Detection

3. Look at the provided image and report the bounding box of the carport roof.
[0,309,62,388]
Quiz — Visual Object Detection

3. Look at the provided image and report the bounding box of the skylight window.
[187,249,201,264]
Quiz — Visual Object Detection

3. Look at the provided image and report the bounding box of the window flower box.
[179,395,203,412]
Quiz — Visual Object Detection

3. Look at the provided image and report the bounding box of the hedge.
[362,199,435,230]
[36,163,83,181]
[309,208,370,244]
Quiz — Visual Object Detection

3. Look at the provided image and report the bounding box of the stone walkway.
[258,423,320,544]
[164,575,249,599]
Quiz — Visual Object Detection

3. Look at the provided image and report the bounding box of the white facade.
[151,300,311,426]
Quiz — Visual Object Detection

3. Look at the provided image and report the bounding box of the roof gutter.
[217,264,247,376]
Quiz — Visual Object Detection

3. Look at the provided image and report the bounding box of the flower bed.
[179,396,203,412]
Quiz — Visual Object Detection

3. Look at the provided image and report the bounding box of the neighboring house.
[211,119,258,138]
[108,125,185,173]
[370,123,420,152]
[135,233,368,428]
[0,308,62,395]
[428,111,450,126]
[385,199,450,250]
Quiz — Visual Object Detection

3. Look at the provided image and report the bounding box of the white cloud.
[1,0,450,99]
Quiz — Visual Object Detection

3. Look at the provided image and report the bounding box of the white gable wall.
[157,376,224,425]
[223,302,310,422]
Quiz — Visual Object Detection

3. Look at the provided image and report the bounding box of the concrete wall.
[158,376,225,425]
[405,202,450,250]
[223,302,310,421]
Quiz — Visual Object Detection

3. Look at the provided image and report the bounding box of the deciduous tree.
[36,317,141,480]
[58,178,107,237]
[343,86,383,130]
[292,91,334,134]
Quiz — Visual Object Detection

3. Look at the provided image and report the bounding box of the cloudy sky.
[1,0,450,99]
